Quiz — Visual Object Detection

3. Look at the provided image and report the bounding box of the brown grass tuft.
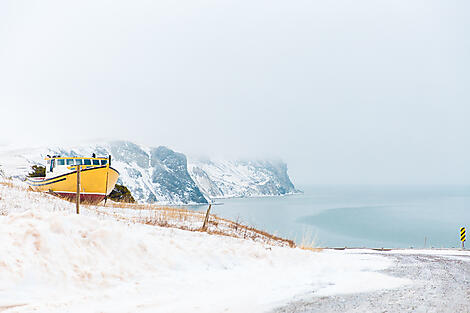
[298,231,322,252]
[0,181,15,188]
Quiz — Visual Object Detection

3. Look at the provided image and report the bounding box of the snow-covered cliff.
[187,159,298,199]
[0,141,298,204]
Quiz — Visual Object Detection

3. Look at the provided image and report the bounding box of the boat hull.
[26,166,119,204]
[50,192,108,204]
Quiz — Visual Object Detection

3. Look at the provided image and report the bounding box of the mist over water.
[193,185,470,248]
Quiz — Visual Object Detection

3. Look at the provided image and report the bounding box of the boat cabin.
[45,156,110,178]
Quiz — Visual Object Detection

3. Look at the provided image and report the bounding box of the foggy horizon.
[1,0,469,186]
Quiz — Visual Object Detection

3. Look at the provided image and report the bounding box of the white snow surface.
[0,184,410,313]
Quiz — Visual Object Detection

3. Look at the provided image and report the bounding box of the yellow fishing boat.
[26,155,119,204]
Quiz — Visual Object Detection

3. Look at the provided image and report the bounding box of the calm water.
[191,185,470,248]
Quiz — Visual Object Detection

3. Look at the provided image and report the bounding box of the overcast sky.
[0,0,469,185]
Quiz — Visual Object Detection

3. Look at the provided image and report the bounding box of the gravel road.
[273,250,470,313]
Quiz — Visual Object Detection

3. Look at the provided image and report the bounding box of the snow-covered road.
[273,249,470,313]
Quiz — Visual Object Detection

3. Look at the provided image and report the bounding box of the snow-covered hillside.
[0,141,298,204]
[0,183,410,313]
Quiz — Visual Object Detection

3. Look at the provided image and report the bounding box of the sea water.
[193,185,470,248]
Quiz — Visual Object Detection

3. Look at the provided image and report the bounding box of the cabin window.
[75,159,83,165]
[66,159,74,165]
[101,160,107,166]
[84,159,91,165]
[93,159,100,165]
[57,159,65,166]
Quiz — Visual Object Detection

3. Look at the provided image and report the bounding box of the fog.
[0,0,469,185]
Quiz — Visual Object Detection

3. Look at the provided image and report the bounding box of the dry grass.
[298,231,322,252]
[212,214,295,247]
[299,246,323,252]
[0,181,16,188]
[89,201,296,248]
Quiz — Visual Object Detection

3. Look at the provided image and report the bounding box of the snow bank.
[0,185,409,312]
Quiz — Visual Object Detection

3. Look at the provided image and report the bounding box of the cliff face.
[0,141,298,204]
[148,146,207,204]
[187,159,298,199]
[64,141,208,205]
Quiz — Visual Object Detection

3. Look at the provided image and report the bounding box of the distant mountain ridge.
[0,141,298,204]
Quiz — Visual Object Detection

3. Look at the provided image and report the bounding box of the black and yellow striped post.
[461,227,466,249]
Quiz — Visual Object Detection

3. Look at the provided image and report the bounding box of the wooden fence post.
[202,204,212,231]
[76,165,80,214]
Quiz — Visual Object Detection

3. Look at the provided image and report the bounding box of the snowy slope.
[0,183,410,313]
[0,141,299,204]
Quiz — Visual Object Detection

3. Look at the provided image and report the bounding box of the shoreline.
[149,190,304,207]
